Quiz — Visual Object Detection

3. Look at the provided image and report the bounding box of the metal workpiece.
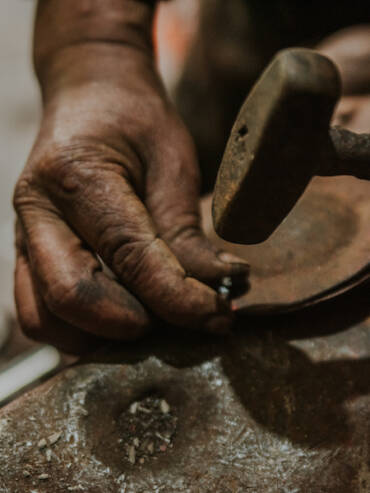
[0,284,369,492]
[212,48,370,245]
[204,176,370,312]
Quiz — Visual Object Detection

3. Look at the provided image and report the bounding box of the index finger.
[44,161,233,333]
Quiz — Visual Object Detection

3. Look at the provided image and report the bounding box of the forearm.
[34,0,158,101]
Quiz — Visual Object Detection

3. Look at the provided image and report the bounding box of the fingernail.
[218,252,249,267]
[204,315,233,335]
[218,252,250,275]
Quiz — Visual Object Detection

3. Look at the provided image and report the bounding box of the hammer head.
[212,48,341,244]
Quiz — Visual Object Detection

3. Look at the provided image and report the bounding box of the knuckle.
[96,222,126,262]
[37,143,93,192]
[164,217,200,245]
[113,237,169,288]
[43,276,81,316]
[96,217,154,274]
[97,222,131,259]
[111,241,142,282]
[37,138,127,193]
[13,175,39,213]
[99,228,155,284]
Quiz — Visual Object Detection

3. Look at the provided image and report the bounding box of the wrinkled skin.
[13,1,249,354]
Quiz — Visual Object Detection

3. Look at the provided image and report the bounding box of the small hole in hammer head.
[237,124,248,139]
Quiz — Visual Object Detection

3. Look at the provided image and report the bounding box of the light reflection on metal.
[0,345,61,405]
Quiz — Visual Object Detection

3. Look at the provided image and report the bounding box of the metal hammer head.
[212,48,341,244]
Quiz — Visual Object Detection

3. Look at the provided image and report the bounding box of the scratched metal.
[327,126,370,181]
[203,175,370,313]
[0,284,369,492]
[212,48,341,245]
[211,49,370,246]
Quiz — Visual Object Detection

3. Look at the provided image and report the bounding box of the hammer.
[212,48,370,244]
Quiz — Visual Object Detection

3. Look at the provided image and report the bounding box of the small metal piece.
[218,286,230,301]
[218,276,233,301]
[221,276,233,288]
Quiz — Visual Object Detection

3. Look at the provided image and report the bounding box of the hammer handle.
[323,126,370,180]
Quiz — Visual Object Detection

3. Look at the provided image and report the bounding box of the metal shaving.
[128,445,136,465]
[48,431,62,445]
[160,399,170,414]
[37,438,47,449]
[118,396,177,466]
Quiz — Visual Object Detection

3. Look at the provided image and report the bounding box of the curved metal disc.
[203,175,370,313]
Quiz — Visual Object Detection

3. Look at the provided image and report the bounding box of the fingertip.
[171,234,250,286]
[217,251,250,275]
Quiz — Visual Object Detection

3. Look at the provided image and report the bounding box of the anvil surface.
[0,284,369,492]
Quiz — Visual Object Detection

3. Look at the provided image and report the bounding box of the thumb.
[145,115,249,287]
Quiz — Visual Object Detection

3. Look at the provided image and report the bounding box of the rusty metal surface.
[327,126,370,180]
[0,284,369,492]
[212,49,370,246]
[203,175,370,313]
[212,48,341,244]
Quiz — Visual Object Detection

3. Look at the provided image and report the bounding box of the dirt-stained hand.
[13,42,249,354]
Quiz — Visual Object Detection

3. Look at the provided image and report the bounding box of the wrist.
[40,42,164,106]
[37,55,169,146]
[34,0,157,95]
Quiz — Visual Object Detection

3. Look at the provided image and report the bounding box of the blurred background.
[0,1,44,387]
[0,0,40,321]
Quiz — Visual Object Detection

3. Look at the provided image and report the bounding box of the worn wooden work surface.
[0,283,369,492]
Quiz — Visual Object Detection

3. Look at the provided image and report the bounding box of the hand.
[332,94,370,133]
[317,24,370,133]
[13,43,249,354]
